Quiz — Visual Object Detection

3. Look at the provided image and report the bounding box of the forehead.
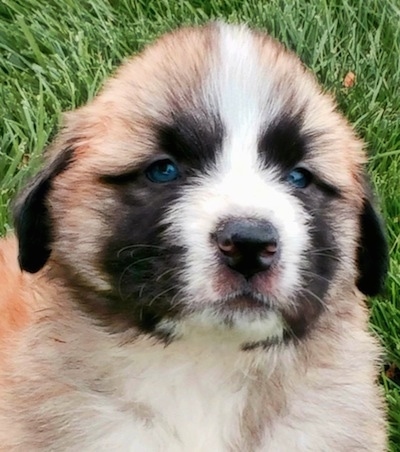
[67,23,365,198]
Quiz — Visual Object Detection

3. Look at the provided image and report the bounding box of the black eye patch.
[156,111,224,171]
[258,114,310,170]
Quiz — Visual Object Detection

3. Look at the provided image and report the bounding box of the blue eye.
[146,159,180,183]
[287,168,312,188]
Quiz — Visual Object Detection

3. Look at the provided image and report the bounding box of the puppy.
[0,23,389,451]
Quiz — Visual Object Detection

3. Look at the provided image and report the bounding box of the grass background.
[0,0,399,448]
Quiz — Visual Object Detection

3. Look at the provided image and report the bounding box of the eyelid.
[315,178,341,197]
[99,170,140,185]
[99,155,179,185]
[289,167,341,197]
[285,161,341,197]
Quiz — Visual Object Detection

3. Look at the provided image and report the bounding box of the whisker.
[117,262,141,299]
[168,287,186,307]
[118,255,165,297]
[117,244,167,258]
[308,253,341,262]
[117,259,154,300]
[309,249,340,256]
[148,285,181,307]
[139,283,147,299]
[156,267,178,282]
[311,246,340,252]
[301,270,334,284]
[299,287,328,311]
[130,256,159,267]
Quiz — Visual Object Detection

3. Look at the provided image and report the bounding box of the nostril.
[217,237,236,256]
[261,242,278,256]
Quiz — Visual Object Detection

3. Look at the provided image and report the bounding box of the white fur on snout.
[165,167,309,303]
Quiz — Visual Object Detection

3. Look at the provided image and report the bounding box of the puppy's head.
[14,23,388,344]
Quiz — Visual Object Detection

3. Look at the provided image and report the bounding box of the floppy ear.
[13,148,73,273]
[356,191,389,296]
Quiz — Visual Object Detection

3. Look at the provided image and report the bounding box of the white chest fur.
[70,342,262,452]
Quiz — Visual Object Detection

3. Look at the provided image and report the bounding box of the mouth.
[217,291,273,313]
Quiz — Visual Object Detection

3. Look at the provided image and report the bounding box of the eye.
[145,159,180,183]
[286,168,312,188]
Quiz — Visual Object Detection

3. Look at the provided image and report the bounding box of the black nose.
[214,219,279,279]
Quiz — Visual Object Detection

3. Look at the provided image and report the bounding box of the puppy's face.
[14,24,388,344]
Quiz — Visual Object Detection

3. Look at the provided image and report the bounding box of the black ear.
[13,148,73,273]
[356,198,389,296]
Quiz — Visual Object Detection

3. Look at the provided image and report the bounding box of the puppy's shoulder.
[0,235,42,343]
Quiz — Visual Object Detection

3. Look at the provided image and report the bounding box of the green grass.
[1,0,399,448]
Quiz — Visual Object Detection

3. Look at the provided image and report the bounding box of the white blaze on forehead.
[207,23,283,173]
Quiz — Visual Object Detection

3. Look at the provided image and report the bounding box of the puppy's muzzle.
[213,218,279,279]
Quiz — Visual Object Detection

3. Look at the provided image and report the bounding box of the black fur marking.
[13,148,74,273]
[258,114,309,170]
[258,114,341,198]
[357,199,388,295]
[102,182,185,334]
[283,193,339,338]
[100,113,224,334]
[157,111,224,173]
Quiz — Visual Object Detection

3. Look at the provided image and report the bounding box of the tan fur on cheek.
[48,173,115,291]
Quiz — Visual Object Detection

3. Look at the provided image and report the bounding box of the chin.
[0,22,388,451]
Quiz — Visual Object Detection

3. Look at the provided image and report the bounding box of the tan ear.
[13,148,74,273]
